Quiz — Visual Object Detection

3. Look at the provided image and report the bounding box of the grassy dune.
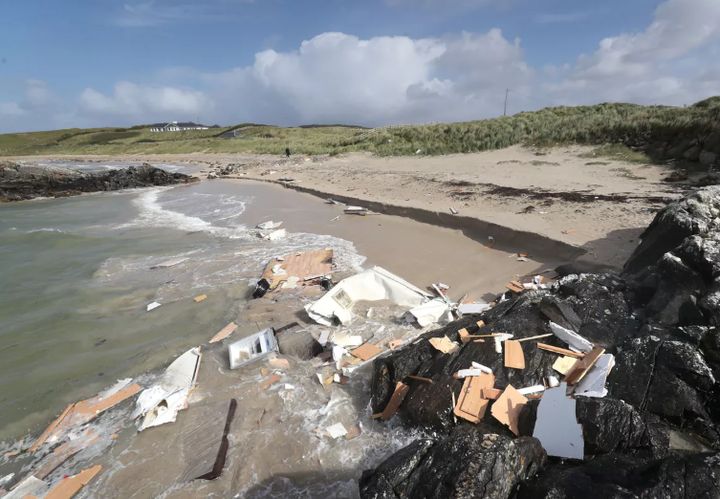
[1,97,719,161]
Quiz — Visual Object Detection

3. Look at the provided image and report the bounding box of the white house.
[149,121,209,132]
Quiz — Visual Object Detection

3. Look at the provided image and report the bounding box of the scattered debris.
[35,428,99,480]
[326,423,348,439]
[548,321,593,353]
[373,382,410,421]
[506,281,524,294]
[44,464,102,499]
[429,335,459,354]
[262,228,287,241]
[344,206,369,215]
[150,257,188,269]
[494,333,514,354]
[533,384,584,459]
[345,424,362,440]
[517,385,545,396]
[449,207,458,215]
[180,399,237,481]
[4,475,47,498]
[256,220,283,230]
[146,301,162,312]
[193,294,208,303]
[565,346,606,385]
[268,357,291,370]
[306,266,432,326]
[406,375,433,384]
[453,373,495,423]
[405,299,452,327]
[259,374,281,390]
[552,356,578,375]
[504,340,526,369]
[537,342,585,359]
[258,249,333,296]
[351,342,383,361]
[228,328,278,370]
[457,302,491,315]
[30,379,141,452]
[491,385,528,436]
[133,347,201,431]
[209,322,238,343]
[331,332,363,348]
[516,333,553,343]
[573,354,615,398]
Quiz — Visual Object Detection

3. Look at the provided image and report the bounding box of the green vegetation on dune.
[1,98,719,164]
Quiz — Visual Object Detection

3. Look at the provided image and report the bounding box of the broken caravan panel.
[305,266,434,326]
[133,347,201,431]
[228,328,278,370]
[533,383,584,459]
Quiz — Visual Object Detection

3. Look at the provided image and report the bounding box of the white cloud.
[79,82,212,120]
[0,102,25,117]
[535,12,589,24]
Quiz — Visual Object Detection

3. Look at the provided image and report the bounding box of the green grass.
[2,97,719,162]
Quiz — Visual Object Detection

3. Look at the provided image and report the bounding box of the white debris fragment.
[573,354,615,398]
[470,362,493,374]
[406,299,451,327]
[549,321,593,353]
[494,333,514,353]
[262,228,287,241]
[256,220,283,230]
[518,385,546,395]
[146,301,162,312]
[326,422,348,439]
[457,302,491,315]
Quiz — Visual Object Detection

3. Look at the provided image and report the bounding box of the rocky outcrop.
[0,162,197,202]
[360,186,720,498]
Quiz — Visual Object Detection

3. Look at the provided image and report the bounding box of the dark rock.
[359,427,546,499]
[0,161,196,202]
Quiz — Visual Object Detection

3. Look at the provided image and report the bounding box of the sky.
[1,0,719,132]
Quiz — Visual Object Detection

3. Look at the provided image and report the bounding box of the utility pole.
[503,88,510,116]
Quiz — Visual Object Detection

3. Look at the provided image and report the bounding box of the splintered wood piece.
[458,328,470,344]
[374,382,410,421]
[476,320,486,328]
[482,388,502,400]
[506,281,524,293]
[453,372,495,424]
[565,346,606,385]
[429,336,459,354]
[259,374,281,390]
[537,342,586,359]
[504,340,526,369]
[516,333,553,343]
[209,322,238,343]
[45,464,102,499]
[351,342,383,361]
[194,294,208,303]
[553,356,578,375]
[491,385,528,436]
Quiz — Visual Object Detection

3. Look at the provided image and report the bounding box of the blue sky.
[1,0,719,132]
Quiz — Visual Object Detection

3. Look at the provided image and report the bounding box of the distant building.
[149,121,209,132]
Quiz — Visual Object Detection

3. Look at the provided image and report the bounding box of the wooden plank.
[406,375,433,384]
[29,403,74,452]
[490,385,528,436]
[45,464,102,499]
[209,322,238,343]
[193,294,208,303]
[565,346,606,385]
[506,281,524,293]
[374,382,410,421]
[537,342,586,359]
[458,328,470,344]
[516,333,553,343]
[260,249,333,291]
[504,340,526,369]
[351,343,383,361]
[453,373,495,424]
[482,387,502,400]
[259,374,281,390]
[429,336,458,354]
[552,356,578,375]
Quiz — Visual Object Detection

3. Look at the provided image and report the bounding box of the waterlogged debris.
[30,379,141,452]
[553,356,578,375]
[344,206,368,215]
[305,266,431,326]
[504,340,526,369]
[326,423,348,439]
[318,330,331,346]
[35,428,99,480]
[373,382,409,421]
[256,220,283,230]
[268,357,291,370]
[548,321,593,353]
[331,332,363,348]
[134,347,201,431]
[181,399,237,482]
[150,257,188,269]
[573,354,615,398]
[491,385,528,435]
[228,328,278,370]
[209,322,238,343]
[45,464,102,499]
[537,343,585,359]
[4,475,47,498]
[260,374,281,390]
[146,301,162,312]
[406,299,451,327]
[453,373,495,424]
[351,342,383,361]
[450,207,459,215]
[429,335,459,354]
[506,281,525,294]
[262,228,286,241]
[193,294,208,303]
[565,346,606,385]
[533,384,584,459]
[259,249,333,295]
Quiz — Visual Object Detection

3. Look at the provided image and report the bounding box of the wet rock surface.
[0,161,196,201]
[360,186,720,498]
